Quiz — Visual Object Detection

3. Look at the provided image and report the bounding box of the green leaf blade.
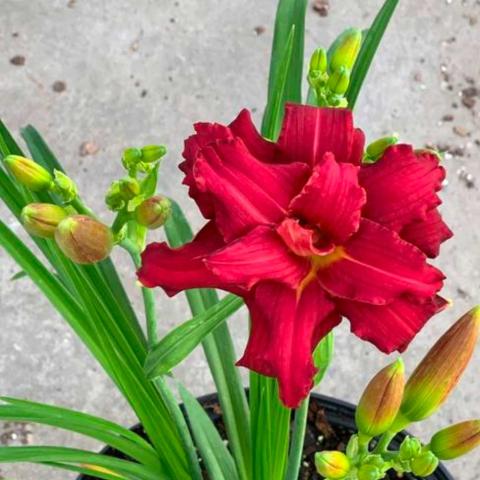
[346,0,400,109]
[145,294,244,379]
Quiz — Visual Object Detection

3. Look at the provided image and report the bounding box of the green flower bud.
[358,464,381,480]
[21,203,68,238]
[105,182,125,212]
[141,145,167,163]
[122,147,142,170]
[430,420,480,460]
[365,135,398,162]
[314,451,350,479]
[400,307,480,423]
[411,451,439,477]
[55,215,113,264]
[355,358,405,437]
[309,48,328,75]
[345,434,359,458]
[327,67,350,96]
[329,28,362,72]
[399,436,422,461]
[4,155,53,191]
[52,169,78,202]
[135,195,171,229]
[118,176,140,200]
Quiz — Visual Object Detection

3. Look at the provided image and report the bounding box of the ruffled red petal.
[181,123,232,218]
[205,225,309,290]
[238,280,341,408]
[400,208,453,258]
[359,145,445,231]
[289,152,366,244]
[337,295,448,353]
[137,222,226,295]
[229,109,279,163]
[193,137,309,241]
[277,103,361,166]
[317,219,445,304]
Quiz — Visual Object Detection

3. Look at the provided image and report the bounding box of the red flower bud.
[135,195,171,230]
[356,358,405,437]
[400,307,480,423]
[21,203,68,238]
[430,420,480,460]
[55,215,113,264]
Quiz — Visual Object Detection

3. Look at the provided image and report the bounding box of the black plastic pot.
[78,393,454,480]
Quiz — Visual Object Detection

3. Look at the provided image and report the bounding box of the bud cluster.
[314,307,480,479]
[308,28,362,107]
[8,140,170,264]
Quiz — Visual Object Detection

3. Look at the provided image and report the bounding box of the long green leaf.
[261,26,295,141]
[0,398,160,470]
[180,385,239,480]
[145,294,243,378]
[346,0,399,108]
[262,0,307,138]
[164,201,252,480]
[0,447,164,480]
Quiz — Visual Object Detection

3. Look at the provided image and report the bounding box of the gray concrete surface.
[1,0,479,478]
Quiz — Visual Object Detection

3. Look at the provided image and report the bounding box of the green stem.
[121,239,158,348]
[285,396,309,480]
[374,431,396,454]
[70,197,96,217]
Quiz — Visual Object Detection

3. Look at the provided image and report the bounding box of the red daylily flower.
[138,104,452,408]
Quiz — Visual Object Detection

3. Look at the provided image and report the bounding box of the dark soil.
[78,394,452,480]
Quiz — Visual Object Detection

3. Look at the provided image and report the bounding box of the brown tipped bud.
[4,155,52,191]
[55,215,113,264]
[430,420,480,460]
[400,307,480,422]
[411,451,439,477]
[21,203,68,238]
[355,358,405,437]
[135,195,171,230]
[314,451,350,479]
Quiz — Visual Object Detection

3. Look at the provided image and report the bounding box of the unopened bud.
[314,451,350,479]
[141,145,167,163]
[329,28,362,72]
[357,464,381,480]
[21,203,68,238]
[52,170,78,202]
[400,307,480,423]
[122,147,142,170]
[327,67,350,96]
[365,135,398,162]
[411,451,438,477]
[118,177,140,199]
[309,48,328,75]
[55,215,113,264]
[4,155,52,191]
[355,358,405,437]
[399,436,422,461]
[430,420,480,460]
[135,195,171,229]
